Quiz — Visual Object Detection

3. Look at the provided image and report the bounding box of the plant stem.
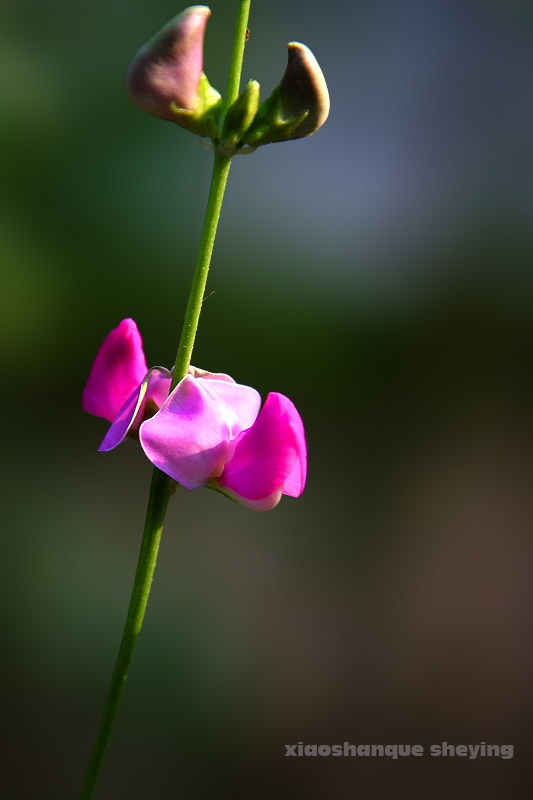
[79,2,252,797]
[171,154,232,388]
[225,0,252,109]
[172,0,251,388]
[79,468,175,799]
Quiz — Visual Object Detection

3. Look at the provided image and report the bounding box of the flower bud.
[243,42,329,147]
[124,6,222,138]
[219,80,260,153]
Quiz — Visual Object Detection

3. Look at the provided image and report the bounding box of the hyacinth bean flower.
[124,5,329,154]
[82,320,306,511]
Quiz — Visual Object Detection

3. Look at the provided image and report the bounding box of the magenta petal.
[188,366,235,383]
[139,374,261,490]
[99,367,172,451]
[280,400,307,497]
[218,392,307,510]
[82,319,148,422]
[98,384,141,452]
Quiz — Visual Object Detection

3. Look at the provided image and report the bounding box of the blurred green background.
[2,0,533,797]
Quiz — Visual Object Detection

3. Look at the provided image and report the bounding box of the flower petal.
[124,6,211,117]
[82,319,148,422]
[187,365,235,383]
[139,374,261,489]
[279,399,307,497]
[99,367,172,451]
[217,392,307,510]
[280,43,330,138]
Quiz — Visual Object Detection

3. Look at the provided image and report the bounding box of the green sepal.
[170,73,222,138]
[242,84,309,147]
[204,480,237,503]
[219,80,260,150]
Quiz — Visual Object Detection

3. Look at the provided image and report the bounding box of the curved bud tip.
[125,6,211,120]
[281,42,330,138]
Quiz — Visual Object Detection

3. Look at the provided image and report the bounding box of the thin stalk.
[79,468,175,799]
[225,0,252,109]
[79,2,252,797]
[172,0,251,388]
[171,154,232,387]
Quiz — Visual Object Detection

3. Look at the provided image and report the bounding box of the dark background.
[2,0,533,797]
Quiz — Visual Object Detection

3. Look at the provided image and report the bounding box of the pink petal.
[188,365,235,383]
[218,392,307,511]
[139,374,261,490]
[280,400,307,497]
[99,367,171,452]
[124,6,211,118]
[82,319,148,422]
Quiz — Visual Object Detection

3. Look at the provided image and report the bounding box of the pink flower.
[82,320,307,511]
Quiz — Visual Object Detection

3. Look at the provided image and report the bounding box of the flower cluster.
[82,319,306,511]
[124,5,329,155]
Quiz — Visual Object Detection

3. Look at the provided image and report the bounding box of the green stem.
[172,0,251,388]
[79,2,252,797]
[171,154,232,388]
[225,0,252,110]
[79,468,175,799]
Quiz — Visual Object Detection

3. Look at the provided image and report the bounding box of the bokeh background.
[2,0,533,797]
